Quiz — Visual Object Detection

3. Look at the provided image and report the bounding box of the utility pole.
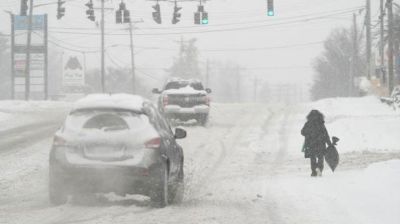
[350,13,358,97]
[380,0,386,83]
[128,22,136,94]
[101,0,105,93]
[366,0,372,80]
[387,0,394,93]
[24,0,34,100]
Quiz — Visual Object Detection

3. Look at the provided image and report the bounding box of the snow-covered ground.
[0,100,71,131]
[0,98,399,224]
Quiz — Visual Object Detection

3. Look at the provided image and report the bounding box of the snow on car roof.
[72,94,146,112]
[163,85,207,95]
[166,77,202,83]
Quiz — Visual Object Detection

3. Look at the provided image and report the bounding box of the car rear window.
[165,81,204,90]
[65,109,149,132]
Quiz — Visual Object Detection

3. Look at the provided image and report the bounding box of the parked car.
[49,94,186,208]
[152,78,212,125]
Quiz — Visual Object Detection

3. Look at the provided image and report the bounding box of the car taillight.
[145,137,161,149]
[163,95,169,107]
[53,135,66,146]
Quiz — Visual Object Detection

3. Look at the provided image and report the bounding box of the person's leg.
[310,155,317,176]
[318,154,324,172]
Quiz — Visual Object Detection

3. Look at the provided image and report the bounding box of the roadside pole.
[380,0,385,83]
[101,0,105,93]
[350,13,358,97]
[11,14,15,99]
[128,22,136,94]
[366,0,371,80]
[387,0,394,93]
[44,14,48,100]
[24,0,34,100]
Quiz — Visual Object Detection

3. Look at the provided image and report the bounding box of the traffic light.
[172,2,182,24]
[267,0,274,16]
[20,0,28,16]
[85,0,95,21]
[123,10,130,23]
[116,10,122,23]
[194,5,208,25]
[57,0,66,20]
[152,3,161,24]
[116,1,130,24]
[202,12,208,24]
[194,12,201,24]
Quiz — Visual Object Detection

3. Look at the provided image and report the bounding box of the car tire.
[198,114,208,126]
[49,165,68,205]
[151,162,169,208]
[170,164,184,204]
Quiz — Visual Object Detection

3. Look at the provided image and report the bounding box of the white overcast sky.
[0,0,393,87]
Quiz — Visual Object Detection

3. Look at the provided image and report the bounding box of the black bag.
[325,137,340,172]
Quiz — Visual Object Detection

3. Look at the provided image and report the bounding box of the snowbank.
[0,100,71,131]
[270,160,400,224]
[306,96,400,152]
[0,100,71,113]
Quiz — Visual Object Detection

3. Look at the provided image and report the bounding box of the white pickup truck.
[152,78,212,125]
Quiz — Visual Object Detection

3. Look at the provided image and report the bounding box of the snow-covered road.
[1,101,399,224]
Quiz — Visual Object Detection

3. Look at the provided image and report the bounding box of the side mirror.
[174,128,187,139]
[152,88,161,94]
[205,88,212,94]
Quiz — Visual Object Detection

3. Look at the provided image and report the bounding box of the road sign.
[11,15,48,100]
[63,54,85,87]
[14,15,45,30]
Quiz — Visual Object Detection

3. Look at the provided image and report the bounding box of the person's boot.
[311,170,317,177]
[316,168,322,177]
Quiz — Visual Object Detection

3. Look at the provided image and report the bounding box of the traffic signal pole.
[387,0,394,93]
[24,0,34,100]
[101,0,105,93]
[129,22,136,94]
[366,0,371,80]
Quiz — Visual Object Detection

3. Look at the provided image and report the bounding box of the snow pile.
[307,96,400,152]
[0,100,71,113]
[270,160,400,224]
[0,100,71,131]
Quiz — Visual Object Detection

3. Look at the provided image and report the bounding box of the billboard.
[12,15,47,100]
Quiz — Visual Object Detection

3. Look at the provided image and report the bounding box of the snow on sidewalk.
[267,160,400,224]
[0,100,71,131]
[292,96,400,153]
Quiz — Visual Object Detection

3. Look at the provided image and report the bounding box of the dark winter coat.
[301,119,331,158]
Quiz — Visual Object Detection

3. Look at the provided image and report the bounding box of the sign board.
[62,54,85,87]
[11,15,47,100]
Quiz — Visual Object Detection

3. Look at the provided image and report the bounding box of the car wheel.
[170,164,184,204]
[49,165,68,205]
[151,162,169,208]
[198,115,208,126]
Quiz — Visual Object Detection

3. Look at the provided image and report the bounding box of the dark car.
[152,78,212,125]
[49,94,186,208]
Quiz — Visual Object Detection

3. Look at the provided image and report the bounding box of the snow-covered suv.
[152,79,212,125]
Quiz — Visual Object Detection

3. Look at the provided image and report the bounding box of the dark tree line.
[311,27,366,100]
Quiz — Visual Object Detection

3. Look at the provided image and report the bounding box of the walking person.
[301,110,332,177]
